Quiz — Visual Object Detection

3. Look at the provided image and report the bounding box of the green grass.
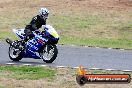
[49,14,101,31]
[0,86,4,88]
[0,66,56,80]
[59,35,132,49]
[50,13,132,49]
[0,31,16,40]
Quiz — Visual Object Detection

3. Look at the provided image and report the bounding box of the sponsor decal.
[76,66,131,85]
[27,42,38,51]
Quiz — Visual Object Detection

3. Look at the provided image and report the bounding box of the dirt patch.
[0,0,131,11]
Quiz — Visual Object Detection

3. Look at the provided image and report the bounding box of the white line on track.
[22,64,32,66]
[6,63,16,65]
[4,63,132,72]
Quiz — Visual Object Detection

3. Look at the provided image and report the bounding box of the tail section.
[12,29,25,39]
[6,38,13,46]
[6,38,23,50]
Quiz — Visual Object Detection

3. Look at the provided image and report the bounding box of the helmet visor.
[42,13,49,19]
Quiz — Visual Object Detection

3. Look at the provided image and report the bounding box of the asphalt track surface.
[0,41,132,70]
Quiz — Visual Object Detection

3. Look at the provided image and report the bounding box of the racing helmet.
[39,8,49,20]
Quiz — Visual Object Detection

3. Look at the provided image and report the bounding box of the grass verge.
[0,66,56,80]
[59,35,132,49]
[0,66,131,88]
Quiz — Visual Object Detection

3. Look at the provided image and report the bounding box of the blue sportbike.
[6,25,59,63]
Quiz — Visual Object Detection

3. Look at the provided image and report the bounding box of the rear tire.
[9,46,23,61]
[40,45,58,63]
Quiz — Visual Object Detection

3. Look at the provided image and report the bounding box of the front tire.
[9,46,23,61]
[40,45,58,63]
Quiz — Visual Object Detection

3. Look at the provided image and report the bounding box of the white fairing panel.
[12,29,25,39]
[45,25,59,38]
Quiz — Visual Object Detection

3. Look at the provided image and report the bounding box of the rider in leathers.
[24,8,49,41]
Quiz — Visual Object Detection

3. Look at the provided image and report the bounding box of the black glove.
[25,24,32,30]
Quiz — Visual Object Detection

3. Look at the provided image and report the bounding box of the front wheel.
[9,46,23,61]
[40,45,58,63]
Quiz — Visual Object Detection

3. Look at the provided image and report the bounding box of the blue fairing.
[23,48,41,59]
[45,30,50,36]
[20,26,59,59]
[22,39,43,59]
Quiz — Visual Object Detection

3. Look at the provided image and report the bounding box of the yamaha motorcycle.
[6,25,59,63]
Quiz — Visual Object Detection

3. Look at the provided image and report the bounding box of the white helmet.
[39,8,49,20]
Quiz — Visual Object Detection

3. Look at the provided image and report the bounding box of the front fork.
[38,44,46,53]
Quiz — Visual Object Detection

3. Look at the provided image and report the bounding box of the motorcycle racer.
[6,8,59,63]
[24,7,49,42]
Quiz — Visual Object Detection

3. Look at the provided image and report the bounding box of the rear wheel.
[9,46,23,61]
[40,45,58,63]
